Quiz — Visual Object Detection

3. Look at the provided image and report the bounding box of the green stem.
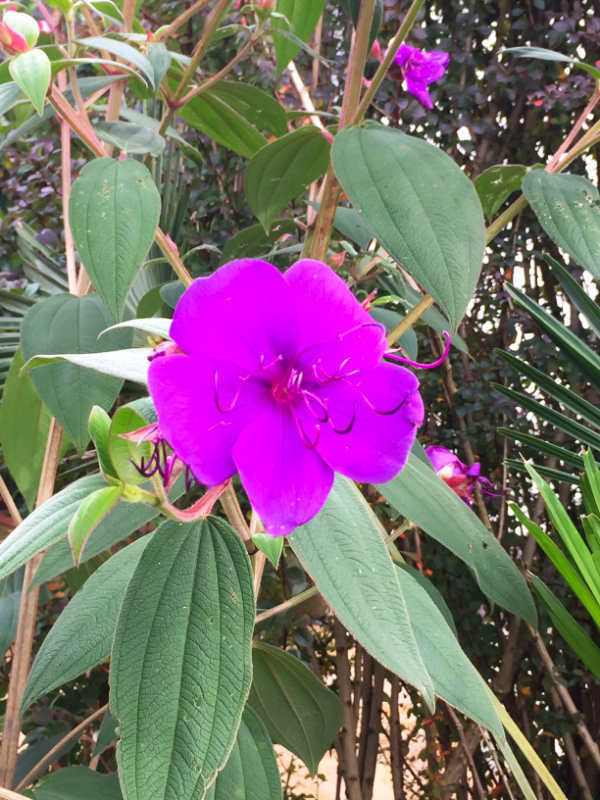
[339,0,377,128]
[354,0,425,123]
[387,294,434,345]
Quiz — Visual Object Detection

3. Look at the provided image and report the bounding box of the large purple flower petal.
[148,354,270,485]
[233,404,334,536]
[170,259,300,374]
[404,77,434,109]
[312,363,424,482]
[284,259,386,353]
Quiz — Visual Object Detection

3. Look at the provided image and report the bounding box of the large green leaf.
[178,88,267,158]
[0,473,107,582]
[77,36,156,86]
[272,0,325,72]
[503,46,600,81]
[378,452,537,626]
[95,121,165,157]
[0,349,52,510]
[522,171,600,281]
[289,477,436,708]
[205,707,282,800]
[474,164,528,220]
[32,766,122,800]
[395,563,503,738]
[22,536,151,712]
[69,158,161,320]
[332,123,486,330]
[245,126,330,232]
[111,517,255,800]
[248,643,342,774]
[21,293,131,450]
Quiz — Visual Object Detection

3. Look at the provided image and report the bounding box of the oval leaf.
[273,0,325,73]
[9,49,51,114]
[32,766,122,800]
[475,164,528,220]
[289,476,436,709]
[110,517,255,800]
[21,293,132,450]
[522,170,600,281]
[205,706,282,800]
[67,485,122,564]
[95,121,165,156]
[245,126,330,232]
[69,158,161,320]
[332,123,485,330]
[22,536,151,712]
[248,642,342,775]
[378,452,537,626]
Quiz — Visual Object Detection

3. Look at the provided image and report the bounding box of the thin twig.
[219,485,251,542]
[253,551,266,600]
[255,586,318,623]
[159,0,212,41]
[0,420,63,788]
[387,294,434,346]
[179,30,256,106]
[0,473,22,528]
[58,71,78,294]
[288,60,325,130]
[446,704,486,800]
[0,789,34,800]
[546,87,600,172]
[15,704,108,791]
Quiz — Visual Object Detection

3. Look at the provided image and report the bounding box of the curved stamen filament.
[329,403,356,434]
[291,406,320,449]
[301,389,329,422]
[214,370,246,413]
[386,330,451,370]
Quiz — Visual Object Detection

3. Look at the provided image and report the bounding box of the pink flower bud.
[0,10,39,53]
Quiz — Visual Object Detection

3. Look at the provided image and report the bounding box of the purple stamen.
[328,403,356,434]
[386,330,451,370]
[301,389,329,422]
[291,406,320,449]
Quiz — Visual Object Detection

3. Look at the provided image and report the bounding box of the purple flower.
[393,43,450,110]
[148,259,424,536]
[425,446,495,506]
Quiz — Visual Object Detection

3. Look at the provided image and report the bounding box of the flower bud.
[0,10,39,54]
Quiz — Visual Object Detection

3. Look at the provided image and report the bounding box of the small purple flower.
[393,43,450,110]
[148,259,425,536]
[425,446,495,506]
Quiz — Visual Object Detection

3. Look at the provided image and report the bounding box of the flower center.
[271,366,303,404]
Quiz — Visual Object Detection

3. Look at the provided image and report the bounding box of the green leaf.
[107,406,153,485]
[474,164,528,220]
[378,452,537,626]
[0,473,107,582]
[32,766,122,800]
[248,642,342,774]
[21,293,131,451]
[245,126,330,232]
[253,533,284,568]
[89,405,117,479]
[205,707,283,800]
[206,81,287,137]
[31,480,184,587]
[498,427,584,470]
[0,81,25,116]
[67,485,123,565]
[0,570,22,658]
[9,49,51,115]
[289,477,436,709]
[24,347,152,385]
[146,41,171,87]
[221,220,297,262]
[82,0,124,25]
[178,87,267,158]
[333,206,373,250]
[22,536,151,712]
[0,349,52,509]
[496,350,600,429]
[332,123,485,330]
[394,562,503,738]
[396,563,457,636]
[510,503,600,629]
[525,463,600,605]
[522,171,600,281]
[272,0,325,73]
[503,46,600,81]
[69,158,161,320]
[95,121,165,156]
[101,317,172,339]
[111,517,255,800]
[531,574,600,678]
[544,252,600,338]
[77,36,156,86]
